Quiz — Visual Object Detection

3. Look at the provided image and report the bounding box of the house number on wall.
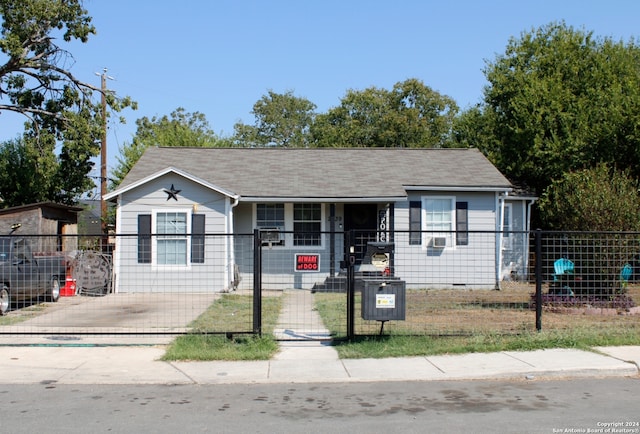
[378,210,387,242]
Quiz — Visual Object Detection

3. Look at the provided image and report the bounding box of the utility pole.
[99,69,107,236]
[96,68,114,242]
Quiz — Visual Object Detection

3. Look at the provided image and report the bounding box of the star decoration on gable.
[164,184,181,201]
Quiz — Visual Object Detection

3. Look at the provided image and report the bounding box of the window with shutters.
[137,211,205,265]
[409,198,472,247]
[423,197,455,248]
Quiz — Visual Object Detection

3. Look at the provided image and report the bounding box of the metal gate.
[262,230,394,342]
[256,230,349,342]
[0,232,352,343]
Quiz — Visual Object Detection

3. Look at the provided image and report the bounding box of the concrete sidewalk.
[0,289,638,385]
[0,344,637,385]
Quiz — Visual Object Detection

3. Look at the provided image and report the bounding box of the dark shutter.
[138,214,151,263]
[456,202,468,246]
[409,201,421,245]
[191,214,205,263]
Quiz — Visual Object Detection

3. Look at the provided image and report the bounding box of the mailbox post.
[361,280,406,335]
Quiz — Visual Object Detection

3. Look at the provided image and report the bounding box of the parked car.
[0,237,66,315]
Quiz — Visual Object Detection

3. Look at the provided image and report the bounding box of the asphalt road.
[3,378,639,433]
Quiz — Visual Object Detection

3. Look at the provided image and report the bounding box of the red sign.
[295,254,320,272]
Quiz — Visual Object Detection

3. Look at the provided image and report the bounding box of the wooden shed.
[0,202,82,253]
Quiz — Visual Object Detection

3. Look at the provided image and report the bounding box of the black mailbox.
[361,280,406,321]
[362,242,394,268]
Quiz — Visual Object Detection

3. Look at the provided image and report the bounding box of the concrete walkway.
[272,289,333,342]
[272,289,338,361]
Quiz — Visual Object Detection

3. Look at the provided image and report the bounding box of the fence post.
[535,229,543,331]
[253,229,262,336]
[346,230,356,340]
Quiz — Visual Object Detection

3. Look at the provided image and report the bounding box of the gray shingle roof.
[115,147,512,200]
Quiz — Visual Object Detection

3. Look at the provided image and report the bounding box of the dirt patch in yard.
[352,283,640,336]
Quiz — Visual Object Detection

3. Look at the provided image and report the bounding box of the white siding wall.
[113,174,229,293]
[394,192,498,289]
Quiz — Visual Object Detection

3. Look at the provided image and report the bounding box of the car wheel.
[48,277,60,302]
[0,285,9,316]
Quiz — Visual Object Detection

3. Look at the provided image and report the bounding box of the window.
[411,198,467,247]
[257,204,285,246]
[137,212,204,265]
[501,203,512,250]
[424,197,455,248]
[456,202,468,246]
[157,212,187,265]
[409,201,422,245]
[294,203,321,246]
[257,204,285,228]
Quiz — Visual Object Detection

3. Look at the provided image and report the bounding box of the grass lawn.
[330,327,640,359]
[161,292,282,361]
[162,284,640,361]
[316,283,640,359]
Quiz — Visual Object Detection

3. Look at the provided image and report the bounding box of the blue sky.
[1,0,639,188]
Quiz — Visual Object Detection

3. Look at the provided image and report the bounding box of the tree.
[0,0,135,205]
[111,108,230,188]
[0,136,56,206]
[232,90,316,147]
[452,106,497,153]
[539,164,640,296]
[311,78,459,148]
[476,22,640,199]
[539,164,640,231]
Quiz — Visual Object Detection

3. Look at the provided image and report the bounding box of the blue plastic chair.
[620,263,632,290]
[554,258,574,278]
[552,258,575,295]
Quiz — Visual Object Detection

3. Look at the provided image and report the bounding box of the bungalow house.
[104,147,536,293]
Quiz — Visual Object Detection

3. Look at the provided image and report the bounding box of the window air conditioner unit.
[259,227,282,243]
[432,237,447,248]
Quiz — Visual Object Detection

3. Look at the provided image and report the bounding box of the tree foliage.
[539,164,640,231]
[111,108,229,188]
[0,136,55,206]
[476,22,640,199]
[311,78,459,147]
[232,90,316,147]
[452,105,497,152]
[0,0,135,205]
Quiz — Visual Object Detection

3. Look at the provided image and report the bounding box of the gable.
[104,166,237,202]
